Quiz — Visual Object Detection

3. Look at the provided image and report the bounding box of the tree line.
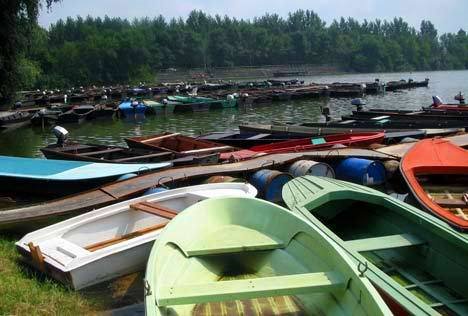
[14,9,468,92]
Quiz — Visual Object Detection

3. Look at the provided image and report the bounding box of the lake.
[1,69,467,157]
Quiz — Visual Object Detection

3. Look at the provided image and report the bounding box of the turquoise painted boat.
[0,155,171,196]
[145,197,391,315]
[283,176,468,315]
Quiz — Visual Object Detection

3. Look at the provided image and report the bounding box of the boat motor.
[322,106,331,122]
[351,98,366,111]
[432,96,444,107]
[455,92,465,105]
[53,126,69,146]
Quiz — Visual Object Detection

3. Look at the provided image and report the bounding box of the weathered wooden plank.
[157,271,345,306]
[84,221,168,252]
[130,202,177,219]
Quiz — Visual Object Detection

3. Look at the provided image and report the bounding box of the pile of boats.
[1,112,467,314]
[1,77,432,132]
[240,96,468,135]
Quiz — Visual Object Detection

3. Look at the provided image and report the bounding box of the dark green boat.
[283,176,468,315]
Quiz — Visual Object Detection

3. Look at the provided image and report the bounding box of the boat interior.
[132,133,233,154]
[152,198,378,315]
[417,174,468,221]
[308,198,468,315]
[45,143,174,163]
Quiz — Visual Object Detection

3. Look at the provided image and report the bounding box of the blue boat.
[118,99,147,117]
[0,156,171,196]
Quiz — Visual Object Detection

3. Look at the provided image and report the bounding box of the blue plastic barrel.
[250,169,293,203]
[143,187,168,196]
[334,158,386,185]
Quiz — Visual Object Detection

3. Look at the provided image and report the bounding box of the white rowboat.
[16,183,257,290]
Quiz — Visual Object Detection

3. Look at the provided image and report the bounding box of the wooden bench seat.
[157,271,345,306]
[78,148,124,156]
[130,201,178,219]
[433,198,467,208]
[84,221,168,252]
[181,146,232,154]
[345,233,425,252]
[140,133,180,143]
[112,151,173,162]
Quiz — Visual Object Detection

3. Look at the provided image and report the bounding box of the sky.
[39,0,468,34]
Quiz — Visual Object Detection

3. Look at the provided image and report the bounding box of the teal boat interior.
[284,176,468,315]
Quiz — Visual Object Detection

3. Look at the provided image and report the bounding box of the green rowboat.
[283,176,468,315]
[145,197,391,315]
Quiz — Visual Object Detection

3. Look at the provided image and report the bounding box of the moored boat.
[283,176,468,315]
[0,111,32,129]
[118,99,147,117]
[0,156,171,196]
[220,132,384,160]
[57,105,95,123]
[249,132,384,153]
[400,138,468,230]
[16,183,257,290]
[239,123,462,138]
[145,196,391,315]
[41,141,219,166]
[197,131,294,148]
[125,132,234,156]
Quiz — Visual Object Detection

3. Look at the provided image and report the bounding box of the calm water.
[1,69,467,158]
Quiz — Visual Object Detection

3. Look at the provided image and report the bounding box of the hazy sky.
[39,0,468,34]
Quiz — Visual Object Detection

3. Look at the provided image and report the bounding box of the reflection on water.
[1,70,467,158]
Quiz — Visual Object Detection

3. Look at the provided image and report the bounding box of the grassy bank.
[0,234,103,314]
[0,234,143,315]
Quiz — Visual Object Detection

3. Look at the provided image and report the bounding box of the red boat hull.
[220,132,384,160]
[400,138,468,230]
[431,104,468,111]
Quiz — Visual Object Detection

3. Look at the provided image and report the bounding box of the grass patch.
[0,234,107,315]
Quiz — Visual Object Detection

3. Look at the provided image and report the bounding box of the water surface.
[1,70,467,157]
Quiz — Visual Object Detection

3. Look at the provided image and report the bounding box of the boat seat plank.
[345,233,425,252]
[371,115,390,120]
[130,202,178,219]
[140,133,180,143]
[181,146,231,154]
[77,148,124,156]
[60,144,96,151]
[157,271,345,306]
[112,152,173,162]
[246,133,271,140]
[183,225,285,256]
[433,198,467,208]
[85,221,168,252]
